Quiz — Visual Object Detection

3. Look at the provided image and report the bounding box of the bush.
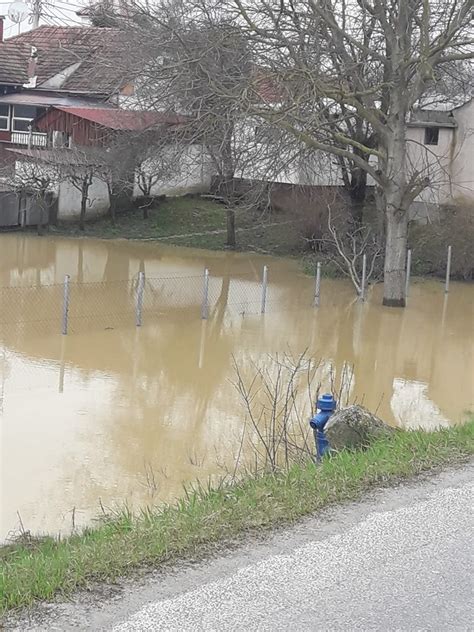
[297,188,350,251]
[409,199,474,281]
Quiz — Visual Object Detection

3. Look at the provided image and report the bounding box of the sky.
[1,0,89,39]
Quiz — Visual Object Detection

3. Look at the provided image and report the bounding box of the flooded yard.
[1,234,473,539]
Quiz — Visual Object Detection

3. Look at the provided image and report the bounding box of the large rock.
[325,405,395,451]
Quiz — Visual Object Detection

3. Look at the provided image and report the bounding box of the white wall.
[15,159,110,221]
[406,100,474,207]
[58,176,110,220]
[233,118,378,187]
[133,144,213,198]
[449,100,474,202]
[406,125,455,206]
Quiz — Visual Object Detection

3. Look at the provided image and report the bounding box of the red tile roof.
[0,26,128,94]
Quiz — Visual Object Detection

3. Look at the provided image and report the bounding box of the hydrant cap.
[317,393,337,412]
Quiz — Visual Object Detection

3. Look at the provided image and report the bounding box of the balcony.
[10,131,47,148]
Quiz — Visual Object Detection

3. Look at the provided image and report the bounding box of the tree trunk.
[381,82,409,308]
[79,194,87,231]
[348,166,367,225]
[37,204,44,236]
[142,196,151,219]
[109,197,117,225]
[383,204,408,307]
[222,126,236,248]
[108,184,117,226]
[226,207,236,247]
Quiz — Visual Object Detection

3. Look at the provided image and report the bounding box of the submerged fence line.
[0,252,457,336]
[0,266,313,335]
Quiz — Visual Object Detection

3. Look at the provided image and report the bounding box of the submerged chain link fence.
[0,243,456,336]
[0,266,316,336]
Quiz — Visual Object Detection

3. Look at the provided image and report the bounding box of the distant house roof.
[409,109,458,129]
[34,107,187,132]
[0,26,128,94]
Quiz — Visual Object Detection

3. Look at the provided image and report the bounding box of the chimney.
[23,46,38,88]
[0,16,5,43]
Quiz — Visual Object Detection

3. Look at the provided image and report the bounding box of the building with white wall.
[407,98,474,212]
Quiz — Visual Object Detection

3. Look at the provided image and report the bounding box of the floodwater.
[0,234,473,539]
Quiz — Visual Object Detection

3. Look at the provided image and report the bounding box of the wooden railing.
[10,131,47,148]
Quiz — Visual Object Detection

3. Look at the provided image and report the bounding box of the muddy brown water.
[0,234,473,539]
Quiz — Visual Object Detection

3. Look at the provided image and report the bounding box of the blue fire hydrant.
[310,394,337,460]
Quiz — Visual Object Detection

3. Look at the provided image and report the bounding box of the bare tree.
[133,16,254,245]
[8,159,59,235]
[118,5,287,247]
[100,0,472,298]
[55,149,108,231]
[232,351,320,472]
[132,138,180,219]
[324,208,383,295]
[220,0,473,306]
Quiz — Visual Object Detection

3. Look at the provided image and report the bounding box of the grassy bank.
[1,421,473,614]
[50,197,304,256]
[47,196,473,281]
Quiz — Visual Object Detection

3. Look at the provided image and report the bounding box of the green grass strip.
[1,421,473,613]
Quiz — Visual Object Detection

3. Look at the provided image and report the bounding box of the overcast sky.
[1,0,89,39]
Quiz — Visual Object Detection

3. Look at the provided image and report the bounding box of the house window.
[12,105,46,132]
[0,105,9,130]
[12,105,37,132]
[424,127,439,146]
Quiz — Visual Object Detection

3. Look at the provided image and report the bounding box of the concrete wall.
[133,144,213,198]
[233,119,379,188]
[406,126,455,207]
[0,190,19,227]
[406,100,474,208]
[15,159,110,221]
[57,177,110,220]
[449,100,474,202]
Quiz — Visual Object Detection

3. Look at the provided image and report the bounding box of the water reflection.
[0,234,473,538]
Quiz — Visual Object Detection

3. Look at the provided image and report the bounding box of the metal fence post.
[136,271,145,327]
[445,245,452,294]
[62,274,70,335]
[201,268,210,320]
[360,254,367,301]
[261,265,268,314]
[314,262,321,307]
[405,248,412,299]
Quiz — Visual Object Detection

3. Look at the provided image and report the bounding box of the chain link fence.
[0,267,317,336]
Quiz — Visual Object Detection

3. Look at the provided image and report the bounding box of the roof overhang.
[407,120,458,129]
[0,92,114,108]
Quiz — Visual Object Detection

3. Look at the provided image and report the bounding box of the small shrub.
[298,188,350,251]
[409,199,474,281]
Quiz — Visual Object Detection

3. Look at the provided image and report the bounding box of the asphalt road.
[8,465,473,631]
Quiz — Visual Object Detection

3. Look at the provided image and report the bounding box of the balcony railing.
[10,131,48,148]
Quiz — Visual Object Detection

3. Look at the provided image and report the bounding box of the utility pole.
[30,0,42,29]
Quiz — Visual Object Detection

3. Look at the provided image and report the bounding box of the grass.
[50,196,305,257]
[1,420,473,614]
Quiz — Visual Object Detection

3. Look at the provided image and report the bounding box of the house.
[406,97,474,218]
[0,21,129,152]
[235,96,473,219]
[0,23,212,224]
[2,20,471,227]
[7,105,212,221]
